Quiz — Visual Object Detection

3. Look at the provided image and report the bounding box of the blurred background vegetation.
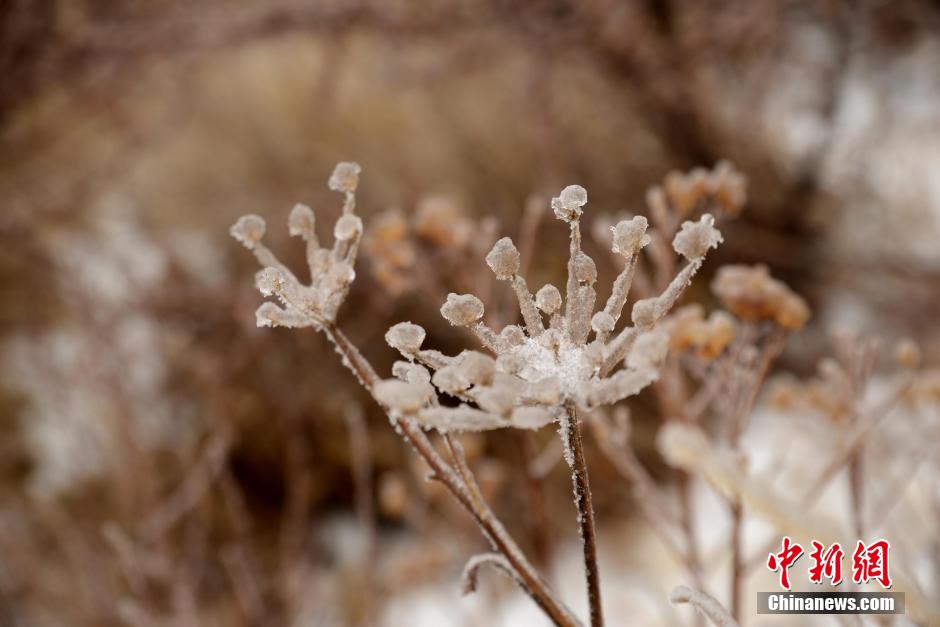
[2,1,939,625]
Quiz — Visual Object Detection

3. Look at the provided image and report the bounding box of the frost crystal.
[485,237,521,280]
[440,293,485,326]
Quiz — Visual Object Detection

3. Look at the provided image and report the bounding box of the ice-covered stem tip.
[670,586,741,627]
[461,553,523,596]
[230,162,364,327]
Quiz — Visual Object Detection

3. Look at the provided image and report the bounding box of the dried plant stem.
[323,322,581,627]
[728,499,743,622]
[562,403,604,627]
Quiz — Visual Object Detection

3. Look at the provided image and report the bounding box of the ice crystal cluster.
[230,162,363,329]
[376,184,723,433]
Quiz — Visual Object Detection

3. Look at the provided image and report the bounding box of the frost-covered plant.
[232,164,723,627]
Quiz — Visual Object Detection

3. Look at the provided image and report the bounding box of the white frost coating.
[453,351,496,386]
[392,361,431,384]
[474,385,519,416]
[334,214,363,240]
[230,214,266,247]
[672,213,723,260]
[670,586,741,627]
[373,379,432,413]
[255,302,312,328]
[328,161,361,193]
[416,406,508,432]
[230,161,366,326]
[440,293,485,326]
[591,311,615,335]
[610,216,650,256]
[485,237,521,279]
[288,204,316,240]
[551,184,588,222]
[535,284,562,314]
[511,406,555,430]
[385,322,426,355]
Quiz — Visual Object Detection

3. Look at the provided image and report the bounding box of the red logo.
[767,537,891,589]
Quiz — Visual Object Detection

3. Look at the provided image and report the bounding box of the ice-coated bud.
[334,214,363,240]
[373,379,431,413]
[255,267,285,296]
[535,284,562,314]
[328,161,361,193]
[591,311,615,335]
[288,204,316,239]
[385,322,426,354]
[230,214,266,248]
[672,213,722,261]
[551,184,587,222]
[440,293,484,326]
[572,252,597,284]
[631,298,657,328]
[485,237,521,280]
[611,216,650,256]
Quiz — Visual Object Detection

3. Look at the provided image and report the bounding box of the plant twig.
[562,403,604,627]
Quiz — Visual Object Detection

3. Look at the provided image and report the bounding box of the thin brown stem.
[323,322,581,627]
[729,499,743,623]
[562,403,604,627]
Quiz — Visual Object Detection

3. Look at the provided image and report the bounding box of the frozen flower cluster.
[230,162,363,329]
[374,184,724,434]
